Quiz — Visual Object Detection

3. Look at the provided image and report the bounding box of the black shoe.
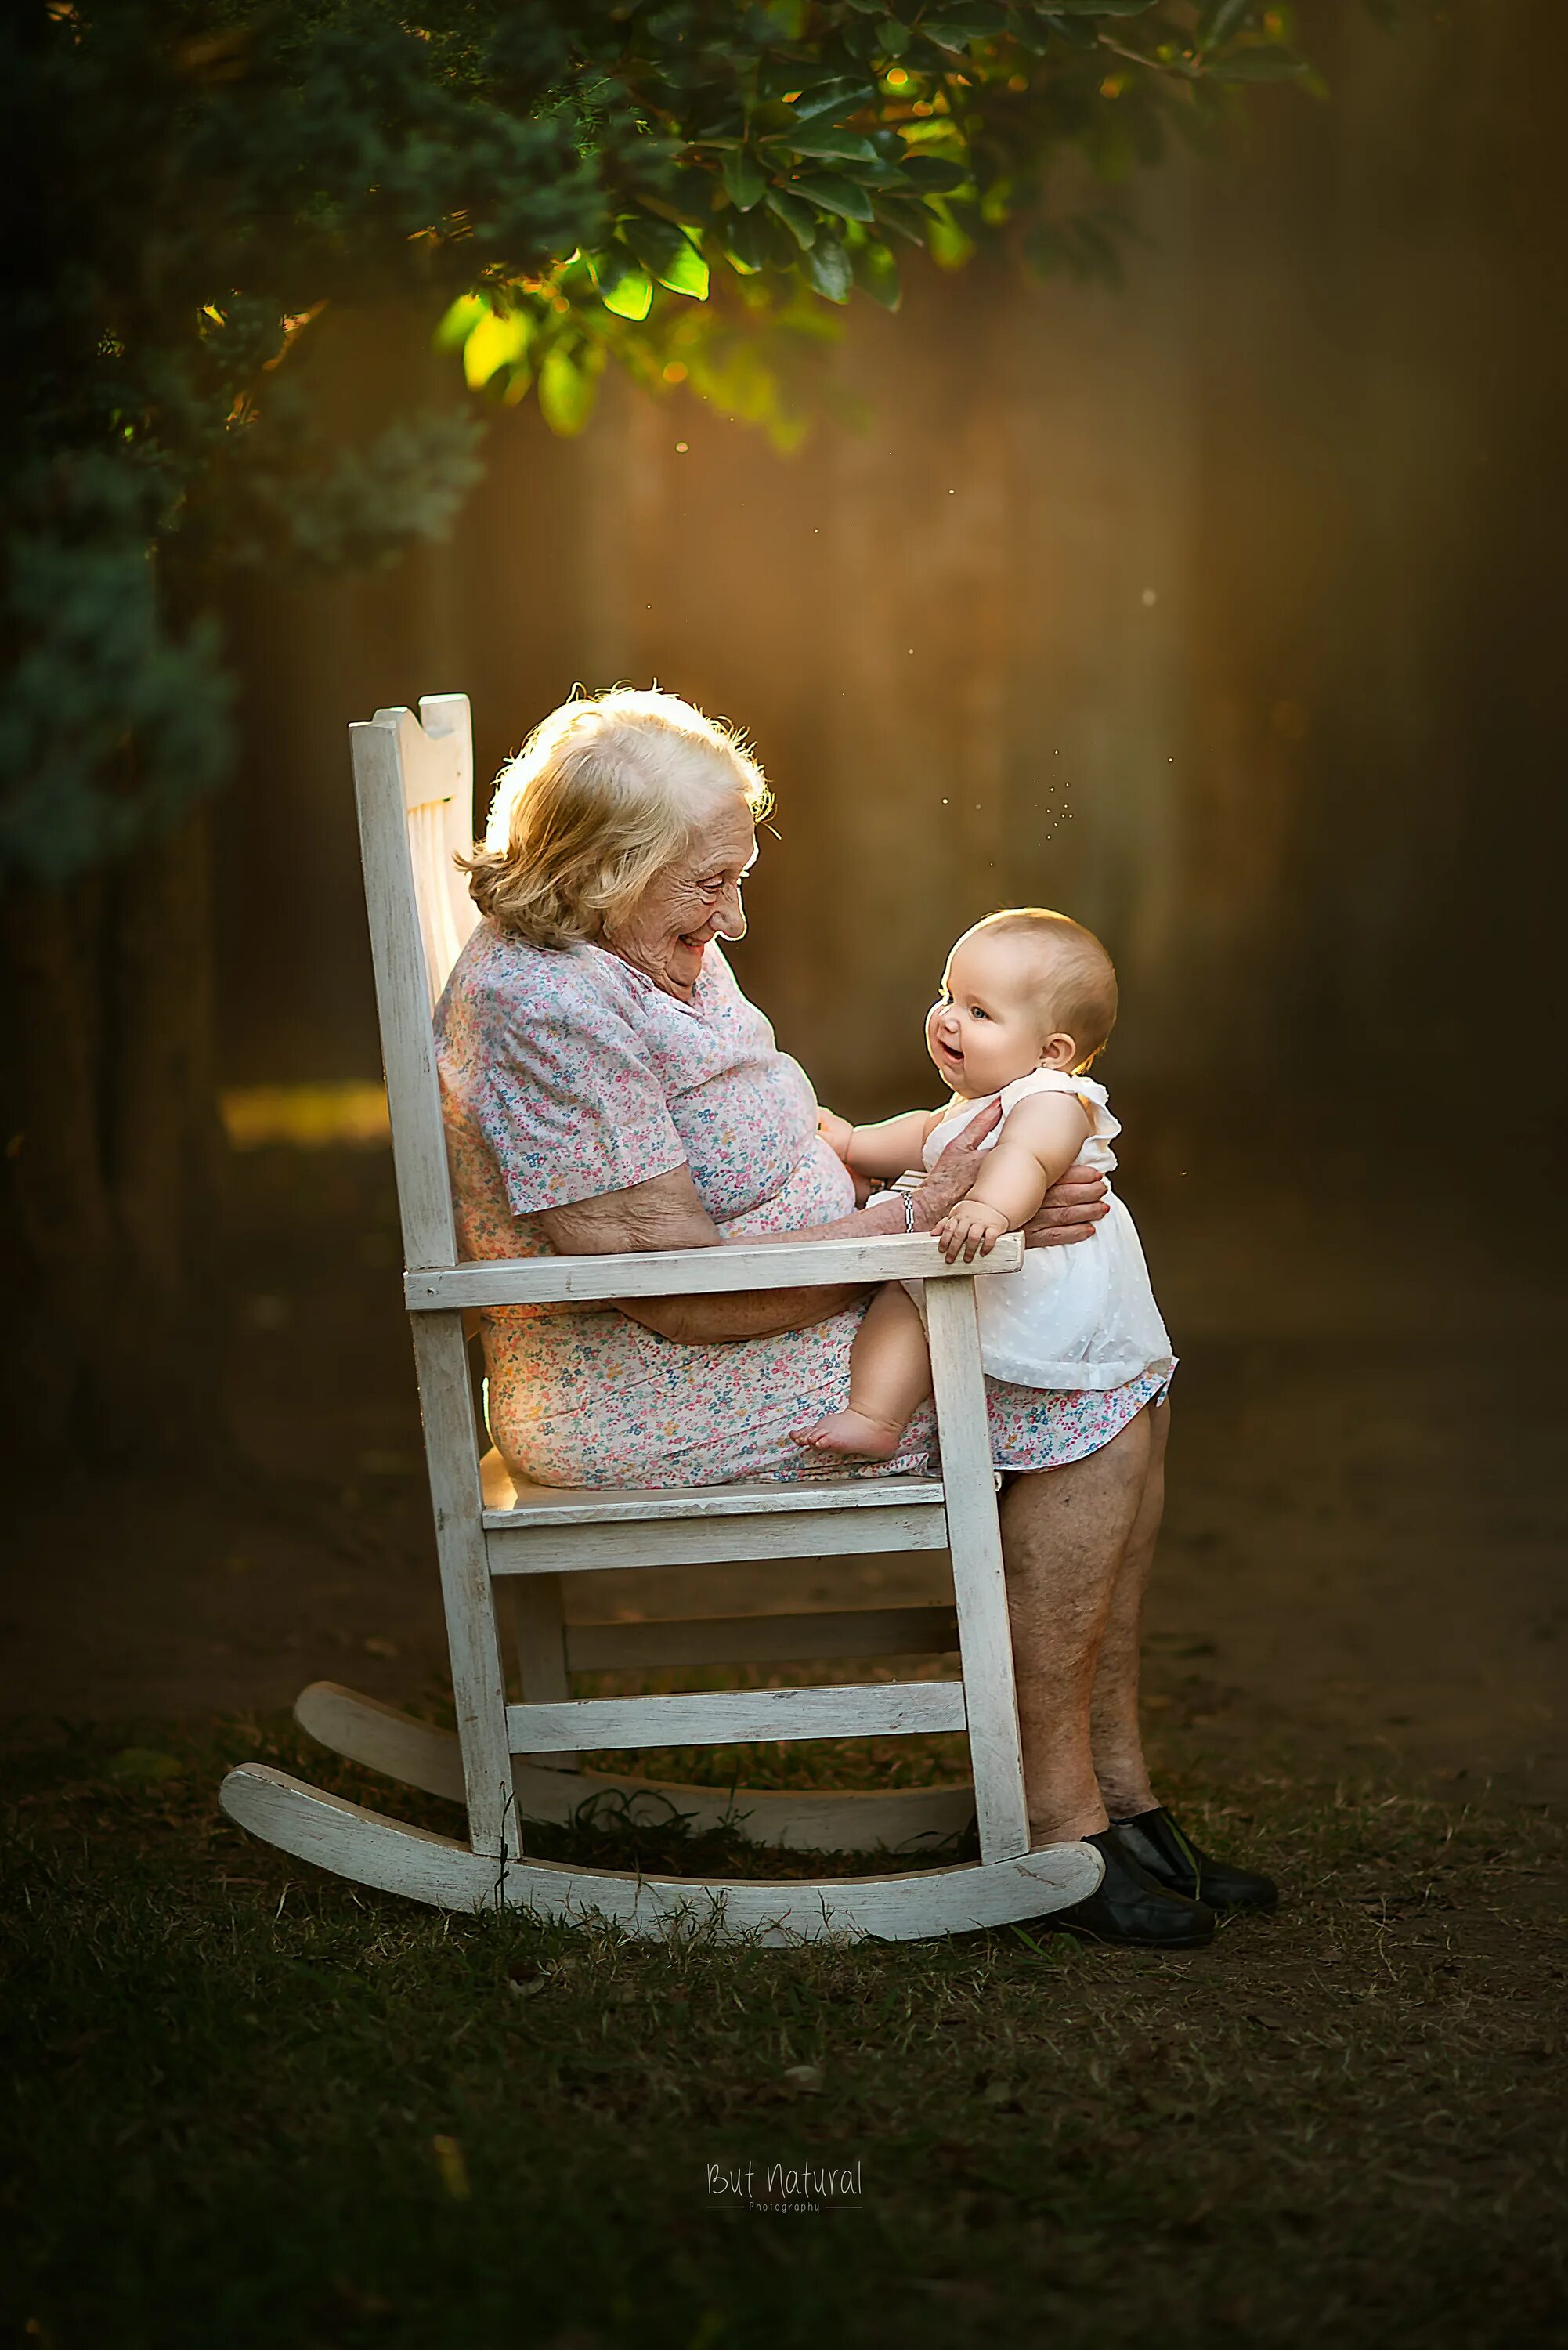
[1045,1825,1216,1949]
[1111,1806,1278,1914]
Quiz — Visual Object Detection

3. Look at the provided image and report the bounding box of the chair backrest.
[349,694,482,1273]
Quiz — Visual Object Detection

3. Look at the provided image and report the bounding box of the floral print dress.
[435,924,1167,1489]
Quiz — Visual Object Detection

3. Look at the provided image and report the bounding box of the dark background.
[219,0,1567,1152]
[17,0,1552,1776]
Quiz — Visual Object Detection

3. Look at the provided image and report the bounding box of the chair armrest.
[403,1228,1024,1313]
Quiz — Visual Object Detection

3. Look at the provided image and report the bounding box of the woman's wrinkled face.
[606,793,757,1000]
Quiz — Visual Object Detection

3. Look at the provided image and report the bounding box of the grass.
[3,1718,1566,2350]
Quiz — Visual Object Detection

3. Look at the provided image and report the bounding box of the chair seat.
[479,1448,945,1530]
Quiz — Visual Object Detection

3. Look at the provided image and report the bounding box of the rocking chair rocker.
[220,695,1104,1942]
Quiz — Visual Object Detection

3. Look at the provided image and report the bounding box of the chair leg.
[510,1574,579,1772]
[925,1278,1031,1864]
[410,1317,521,1860]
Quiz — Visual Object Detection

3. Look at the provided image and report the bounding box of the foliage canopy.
[2,0,1326,876]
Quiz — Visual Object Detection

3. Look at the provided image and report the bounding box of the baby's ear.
[1039,1032,1078,1068]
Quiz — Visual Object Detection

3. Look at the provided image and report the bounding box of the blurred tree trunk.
[0,807,228,1466]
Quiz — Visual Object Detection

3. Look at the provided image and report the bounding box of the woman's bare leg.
[1089,1397,1168,1819]
[999,1407,1153,1846]
[797,1284,931,1459]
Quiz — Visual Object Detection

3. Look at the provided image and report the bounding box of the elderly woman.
[436,689,1274,1947]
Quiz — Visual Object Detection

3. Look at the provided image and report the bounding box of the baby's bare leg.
[797,1285,932,1459]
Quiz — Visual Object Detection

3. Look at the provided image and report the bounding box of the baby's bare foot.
[794,1408,905,1461]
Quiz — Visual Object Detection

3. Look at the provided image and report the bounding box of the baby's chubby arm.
[934,1093,1092,1262]
[839,1108,941,1184]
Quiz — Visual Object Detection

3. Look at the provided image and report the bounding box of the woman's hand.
[911,1099,1003,1230]
[1021,1166,1110,1249]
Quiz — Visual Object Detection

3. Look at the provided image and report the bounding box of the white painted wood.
[511,1572,578,1772]
[399,693,481,1007]
[220,1764,1104,1940]
[483,1503,948,1574]
[925,1278,1031,1865]
[505,1679,965,1754]
[410,1314,521,1858]
[293,1682,978,1853]
[564,1607,958,1672]
[351,710,461,1271]
[337,687,1042,1934]
[406,1228,1023,1311]
[483,1468,945,1527]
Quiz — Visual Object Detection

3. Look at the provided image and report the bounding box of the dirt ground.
[2,1128,1562,1817]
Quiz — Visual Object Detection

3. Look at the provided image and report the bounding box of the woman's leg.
[1089,1396,1168,1820]
[999,1406,1154,1846]
[797,1283,931,1459]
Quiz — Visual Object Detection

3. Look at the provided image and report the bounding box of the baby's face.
[926,934,1051,1098]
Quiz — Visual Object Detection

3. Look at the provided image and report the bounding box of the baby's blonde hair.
[462,688,771,948]
[965,907,1118,1069]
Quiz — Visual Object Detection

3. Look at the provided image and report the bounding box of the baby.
[804,908,1173,1459]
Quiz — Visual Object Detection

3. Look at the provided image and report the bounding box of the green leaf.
[801,236,854,304]
[901,156,968,193]
[850,238,901,311]
[921,7,1010,46]
[461,306,530,389]
[432,294,487,355]
[723,210,778,273]
[721,148,768,211]
[789,76,876,125]
[1198,0,1255,45]
[594,257,654,322]
[878,18,912,57]
[926,5,1010,42]
[765,188,818,249]
[1205,48,1306,78]
[1042,0,1157,12]
[622,216,710,299]
[537,344,605,436]
[926,203,976,270]
[872,193,932,247]
[776,128,880,162]
[791,172,875,223]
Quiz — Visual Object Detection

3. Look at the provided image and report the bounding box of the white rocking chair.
[220,695,1103,1942]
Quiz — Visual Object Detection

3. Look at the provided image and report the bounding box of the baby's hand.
[934,1200,1011,1264]
[817,1108,854,1160]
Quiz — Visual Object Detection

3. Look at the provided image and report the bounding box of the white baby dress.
[914,1070,1173,1393]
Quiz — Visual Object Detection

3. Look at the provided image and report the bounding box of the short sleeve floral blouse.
[435,923,1165,1488]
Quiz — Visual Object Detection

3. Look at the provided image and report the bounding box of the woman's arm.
[537,1099,1004,1343]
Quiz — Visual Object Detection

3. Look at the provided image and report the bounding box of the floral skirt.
[483,1294,1170,1491]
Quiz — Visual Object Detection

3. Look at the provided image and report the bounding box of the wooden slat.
[351,714,460,1272]
[293,1681,979,1853]
[415,694,482,989]
[925,1278,1031,1865]
[483,1469,945,1527]
[504,1679,966,1755]
[410,1314,522,1856]
[511,1572,577,1771]
[484,1502,948,1574]
[563,1607,958,1672]
[406,1228,1024,1311]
